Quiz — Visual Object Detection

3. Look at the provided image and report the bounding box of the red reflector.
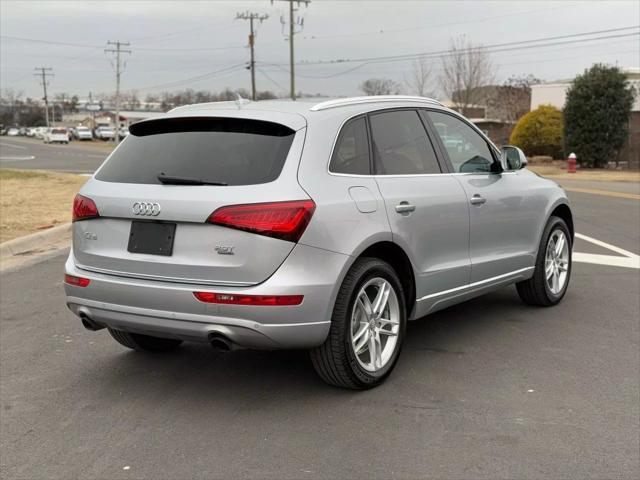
[64,274,90,287]
[72,194,99,221]
[207,200,315,243]
[193,292,303,306]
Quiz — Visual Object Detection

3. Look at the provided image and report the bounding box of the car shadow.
[79,286,532,406]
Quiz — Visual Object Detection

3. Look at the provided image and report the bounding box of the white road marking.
[574,233,639,269]
[0,155,36,161]
[0,141,28,150]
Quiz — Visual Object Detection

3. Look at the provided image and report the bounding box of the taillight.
[193,292,303,306]
[64,274,90,287]
[207,200,315,242]
[72,194,99,221]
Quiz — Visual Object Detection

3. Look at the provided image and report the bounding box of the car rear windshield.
[95,117,296,186]
[52,129,67,134]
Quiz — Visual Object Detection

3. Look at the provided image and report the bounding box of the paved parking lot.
[0,137,110,174]
[0,188,638,479]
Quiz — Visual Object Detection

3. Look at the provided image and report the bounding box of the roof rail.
[310,95,443,112]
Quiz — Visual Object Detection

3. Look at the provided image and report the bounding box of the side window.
[427,111,495,173]
[369,110,441,175]
[329,117,370,175]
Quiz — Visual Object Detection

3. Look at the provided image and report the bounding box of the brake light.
[207,200,315,242]
[193,292,303,306]
[64,274,90,287]
[72,194,99,221]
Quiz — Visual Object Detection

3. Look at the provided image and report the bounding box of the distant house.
[442,101,514,146]
[531,68,640,168]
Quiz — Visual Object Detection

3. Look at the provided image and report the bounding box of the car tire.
[108,328,183,352]
[517,216,572,306]
[310,257,407,389]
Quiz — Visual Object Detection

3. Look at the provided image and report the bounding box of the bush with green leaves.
[564,64,635,168]
[509,105,564,159]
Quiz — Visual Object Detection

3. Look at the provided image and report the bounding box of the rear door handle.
[395,202,416,214]
[470,194,486,206]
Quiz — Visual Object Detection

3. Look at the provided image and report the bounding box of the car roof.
[160,96,453,131]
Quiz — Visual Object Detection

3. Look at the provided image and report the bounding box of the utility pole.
[273,0,310,100]
[105,40,131,143]
[236,11,269,101]
[34,67,53,127]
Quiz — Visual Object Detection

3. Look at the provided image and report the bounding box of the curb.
[0,223,72,258]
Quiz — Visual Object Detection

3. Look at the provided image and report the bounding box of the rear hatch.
[73,115,310,286]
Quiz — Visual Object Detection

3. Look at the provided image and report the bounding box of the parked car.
[6,127,20,136]
[34,127,48,139]
[118,126,129,139]
[26,127,38,137]
[73,126,93,141]
[64,96,574,389]
[43,127,69,144]
[94,126,115,140]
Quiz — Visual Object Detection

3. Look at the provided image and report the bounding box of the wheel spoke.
[354,328,370,355]
[378,328,398,337]
[352,323,368,345]
[552,270,560,293]
[558,259,568,272]
[378,317,399,326]
[372,281,390,318]
[357,293,373,319]
[555,234,565,256]
[368,333,378,368]
[545,261,554,279]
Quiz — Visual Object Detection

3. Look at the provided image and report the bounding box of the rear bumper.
[64,243,351,349]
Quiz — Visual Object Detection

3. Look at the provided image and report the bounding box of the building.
[531,68,640,168]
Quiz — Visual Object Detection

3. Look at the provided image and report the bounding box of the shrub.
[509,105,564,159]
[564,64,636,168]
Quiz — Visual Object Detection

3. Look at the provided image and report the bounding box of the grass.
[528,164,640,182]
[0,169,88,243]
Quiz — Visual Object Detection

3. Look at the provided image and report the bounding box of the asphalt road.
[0,137,111,174]
[0,189,638,479]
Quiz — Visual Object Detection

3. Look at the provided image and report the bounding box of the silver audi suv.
[64,96,573,389]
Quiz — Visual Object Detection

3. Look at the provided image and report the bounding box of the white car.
[26,127,38,137]
[75,126,93,141]
[34,127,48,139]
[94,127,115,140]
[118,127,129,139]
[6,127,20,136]
[44,128,69,144]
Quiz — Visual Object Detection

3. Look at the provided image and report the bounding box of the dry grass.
[528,164,640,182]
[0,169,88,243]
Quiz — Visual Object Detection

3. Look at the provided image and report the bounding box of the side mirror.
[501,145,528,171]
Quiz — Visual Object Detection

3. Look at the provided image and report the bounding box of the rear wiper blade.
[157,173,227,186]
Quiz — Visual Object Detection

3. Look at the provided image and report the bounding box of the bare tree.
[360,78,400,96]
[404,57,434,97]
[439,36,494,112]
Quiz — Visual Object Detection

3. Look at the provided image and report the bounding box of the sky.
[1,0,639,101]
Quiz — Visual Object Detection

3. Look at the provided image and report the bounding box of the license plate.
[127,221,176,256]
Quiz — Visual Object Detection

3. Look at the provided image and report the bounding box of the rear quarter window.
[96,117,296,186]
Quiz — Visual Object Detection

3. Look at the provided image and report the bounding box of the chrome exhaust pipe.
[209,334,234,352]
[79,313,105,331]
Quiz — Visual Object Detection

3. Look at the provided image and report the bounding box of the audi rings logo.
[132,202,161,216]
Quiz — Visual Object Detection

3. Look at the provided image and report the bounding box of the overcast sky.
[1,0,639,100]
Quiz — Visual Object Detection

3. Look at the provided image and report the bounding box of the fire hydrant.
[567,153,577,173]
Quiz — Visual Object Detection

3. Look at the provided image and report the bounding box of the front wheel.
[517,216,572,306]
[310,258,407,389]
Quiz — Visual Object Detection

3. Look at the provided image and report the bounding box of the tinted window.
[427,111,495,173]
[96,117,295,185]
[369,110,441,175]
[329,117,370,175]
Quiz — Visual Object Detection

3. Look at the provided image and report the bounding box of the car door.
[369,109,471,317]
[424,109,541,283]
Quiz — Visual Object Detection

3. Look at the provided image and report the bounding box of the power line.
[272,0,311,100]
[105,41,131,143]
[236,11,269,100]
[271,25,640,67]
[33,67,53,127]
[133,63,246,91]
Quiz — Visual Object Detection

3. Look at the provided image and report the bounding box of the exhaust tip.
[79,313,105,331]
[209,334,233,352]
